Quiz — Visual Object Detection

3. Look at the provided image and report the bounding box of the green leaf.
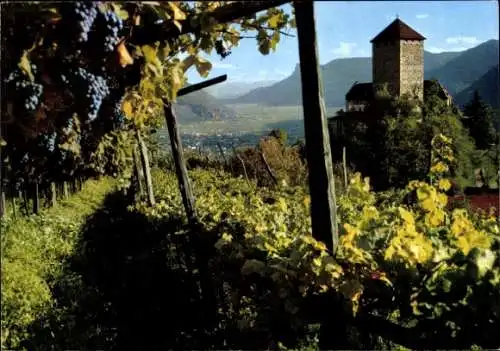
[142,45,163,76]
[194,57,212,78]
[258,38,271,55]
[110,3,129,20]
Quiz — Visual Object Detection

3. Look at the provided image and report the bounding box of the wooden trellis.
[163,75,228,228]
[163,1,339,252]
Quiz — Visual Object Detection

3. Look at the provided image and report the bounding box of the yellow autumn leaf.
[399,207,415,225]
[142,45,162,70]
[267,13,282,28]
[19,51,34,81]
[194,56,212,78]
[181,55,196,73]
[169,2,186,20]
[122,100,133,118]
[117,41,134,67]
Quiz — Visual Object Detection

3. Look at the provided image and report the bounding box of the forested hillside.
[455,65,499,109]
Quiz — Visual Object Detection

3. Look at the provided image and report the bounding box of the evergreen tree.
[462,90,497,150]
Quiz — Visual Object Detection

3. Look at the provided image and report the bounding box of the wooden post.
[136,130,156,206]
[260,150,278,186]
[216,142,228,168]
[133,145,145,198]
[63,181,69,199]
[232,145,252,188]
[177,75,227,97]
[33,182,40,214]
[11,197,16,219]
[342,146,348,189]
[163,102,197,226]
[294,0,338,253]
[50,182,57,207]
[0,189,5,219]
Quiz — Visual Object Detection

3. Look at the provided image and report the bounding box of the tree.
[334,85,477,190]
[462,90,497,150]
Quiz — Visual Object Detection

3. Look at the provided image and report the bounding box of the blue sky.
[185,1,499,84]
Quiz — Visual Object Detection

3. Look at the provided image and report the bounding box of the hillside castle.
[345,18,452,111]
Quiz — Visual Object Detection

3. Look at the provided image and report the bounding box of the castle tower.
[371,18,426,100]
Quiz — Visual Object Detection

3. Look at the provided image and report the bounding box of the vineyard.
[1,2,500,351]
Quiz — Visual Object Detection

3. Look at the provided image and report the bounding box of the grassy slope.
[1,177,117,350]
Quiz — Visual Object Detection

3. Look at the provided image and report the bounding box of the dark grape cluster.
[215,40,232,59]
[112,96,126,128]
[41,132,58,152]
[95,10,124,52]
[4,69,44,112]
[67,67,110,121]
[64,2,99,43]
[66,117,74,130]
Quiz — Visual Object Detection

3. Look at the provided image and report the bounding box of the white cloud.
[416,14,429,19]
[445,36,480,45]
[331,42,357,58]
[212,62,237,69]
[427,46,469,53]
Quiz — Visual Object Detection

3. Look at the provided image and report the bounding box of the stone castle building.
[345,18,451,111]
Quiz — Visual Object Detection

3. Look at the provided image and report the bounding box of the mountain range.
[174,39,499,124]
[229,39,499,109]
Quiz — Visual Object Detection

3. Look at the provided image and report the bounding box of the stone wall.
[399,40,424,100]
[372,41,400,96]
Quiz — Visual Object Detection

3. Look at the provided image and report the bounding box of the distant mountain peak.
[230,39,498,109]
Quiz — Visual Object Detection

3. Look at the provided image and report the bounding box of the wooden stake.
[163,102,198,226]
[33,182,40,215]
[137,130,156,206]
[260,150,278,186]
[133,145,145,198]
[63,181,69,199]
[294,0,339,253]
[50,182,57,207]
[0,190,5,219]
[342,146,348,190]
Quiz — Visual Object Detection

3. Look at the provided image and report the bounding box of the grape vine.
[59,2,100,44]
[66,66,110,121]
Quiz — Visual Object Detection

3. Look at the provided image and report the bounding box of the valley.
[166,39,499,152]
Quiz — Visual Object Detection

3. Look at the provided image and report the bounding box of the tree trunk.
[163,102,197,226]
[295,0,339,253]
[33,182,40,215]
[136,131,155,206]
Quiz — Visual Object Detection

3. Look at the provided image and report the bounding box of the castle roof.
[370,18,426,43]
[345,83,374,101]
